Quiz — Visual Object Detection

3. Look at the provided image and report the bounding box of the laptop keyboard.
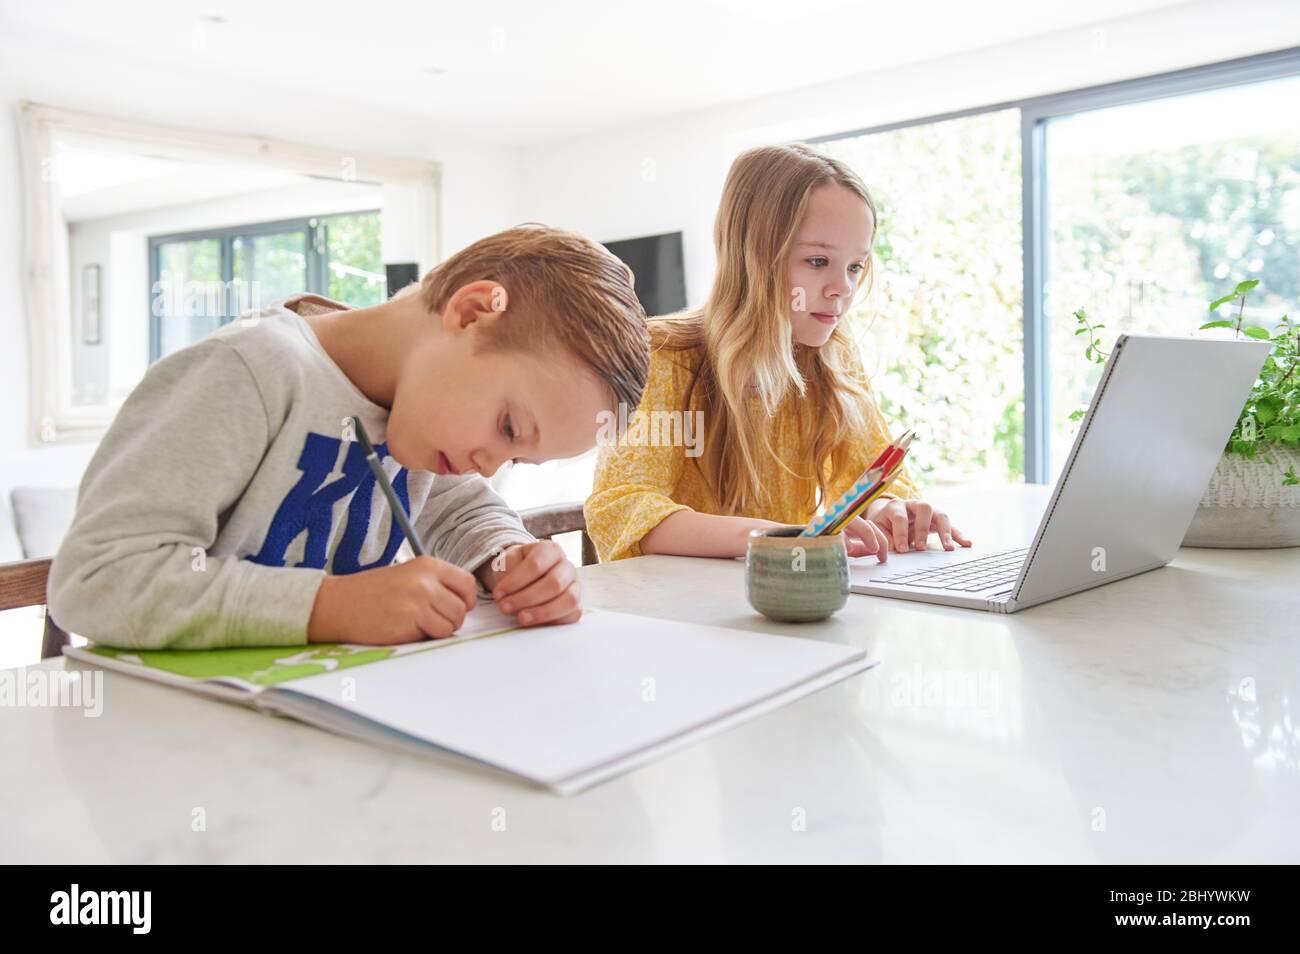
[872,547,1028,592]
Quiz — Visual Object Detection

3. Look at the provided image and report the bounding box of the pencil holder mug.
[745,526,850,623]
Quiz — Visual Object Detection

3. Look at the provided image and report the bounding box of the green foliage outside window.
[326,212,385,307]
[824,109,1025,484]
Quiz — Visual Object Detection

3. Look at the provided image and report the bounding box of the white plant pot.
[1182,444,1300,548]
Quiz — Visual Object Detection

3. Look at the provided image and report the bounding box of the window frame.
[147,210,380,361]
[812,46,1300,483]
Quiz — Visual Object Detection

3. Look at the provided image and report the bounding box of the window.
[1042,73,1300,476]
[822,109,1024,485]
[149,211,383,360]
[819,48,1300,485]
[154,236,223,361]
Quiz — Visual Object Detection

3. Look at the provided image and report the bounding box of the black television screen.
[602,231,687,317]
[385,262,419,297]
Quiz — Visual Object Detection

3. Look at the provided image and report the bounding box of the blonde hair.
[418,224,650,412]
[652,143,876,514]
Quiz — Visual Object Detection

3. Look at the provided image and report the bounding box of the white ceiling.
[1,0,1196,145]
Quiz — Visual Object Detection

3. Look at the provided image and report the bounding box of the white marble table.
[3,485,1298,863]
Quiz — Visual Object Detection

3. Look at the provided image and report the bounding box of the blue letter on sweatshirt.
[247,432,412,573]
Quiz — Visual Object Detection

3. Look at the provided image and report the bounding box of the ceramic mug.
[745,525,850,622]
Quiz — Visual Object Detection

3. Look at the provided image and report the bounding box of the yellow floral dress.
[585,344,921,561]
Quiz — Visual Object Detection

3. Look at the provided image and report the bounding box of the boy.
[48,225,649,650]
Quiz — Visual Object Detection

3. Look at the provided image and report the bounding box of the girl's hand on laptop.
[487,541,583,627]
[307,556,478,644]
[842,515,892,563]
[866,498,972,553]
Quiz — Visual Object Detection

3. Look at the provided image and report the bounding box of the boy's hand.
[307,555,478,645]
[866,498,973,553]
[483,541,582,627]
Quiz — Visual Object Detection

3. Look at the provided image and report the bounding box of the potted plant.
[1073,280,1300,548]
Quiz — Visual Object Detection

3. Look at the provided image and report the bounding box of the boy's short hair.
[418,224,649,412]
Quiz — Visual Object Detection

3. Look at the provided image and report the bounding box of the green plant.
[1066,308,1107,422]
[1200,278,1272,339]
[1201,281,1300,478]
[1072,280,1300,484]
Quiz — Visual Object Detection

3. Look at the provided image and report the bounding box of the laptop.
[851,334,1271,613]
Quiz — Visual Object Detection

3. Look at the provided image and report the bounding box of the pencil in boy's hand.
[349,416,427,558]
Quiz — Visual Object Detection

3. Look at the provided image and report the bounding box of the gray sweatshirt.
[48,295,535,650]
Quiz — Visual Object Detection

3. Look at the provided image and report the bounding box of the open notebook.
[63,605,875,795]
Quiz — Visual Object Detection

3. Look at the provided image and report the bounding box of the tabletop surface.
[4,485,1298,863]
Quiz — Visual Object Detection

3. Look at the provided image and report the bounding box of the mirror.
[19,102,441,444]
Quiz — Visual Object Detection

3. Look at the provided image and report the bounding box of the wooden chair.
[520,503,598,566]
[0,558,70,660]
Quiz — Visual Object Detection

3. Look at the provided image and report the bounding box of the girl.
[584,143,971,562]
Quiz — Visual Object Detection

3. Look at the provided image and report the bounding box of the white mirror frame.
[18,101,442,445]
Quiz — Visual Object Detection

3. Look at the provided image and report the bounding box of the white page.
[266,610,871,790]
[388,599,518,651]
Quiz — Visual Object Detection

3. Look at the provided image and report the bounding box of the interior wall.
[517,0,1300,310]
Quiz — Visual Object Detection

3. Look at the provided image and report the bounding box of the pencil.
[799,428,917,538]
[348,416,426,557]
[821,462,904,536]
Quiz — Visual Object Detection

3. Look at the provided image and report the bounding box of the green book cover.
[69,603,521,690]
